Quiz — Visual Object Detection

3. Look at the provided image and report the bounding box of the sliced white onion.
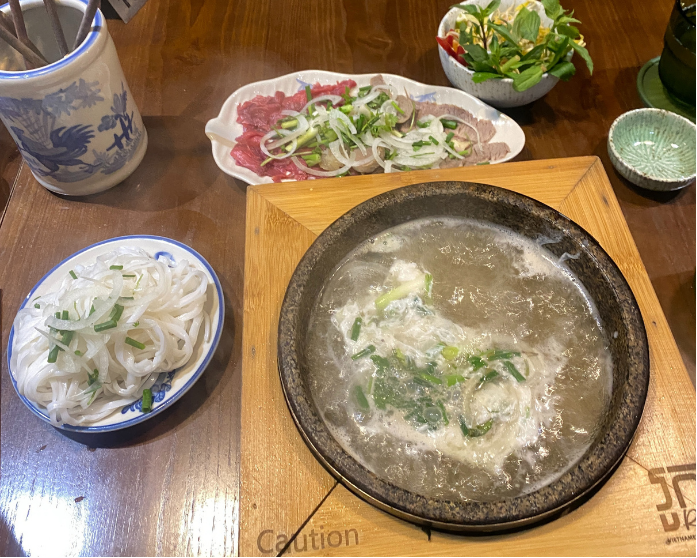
[267,115,310,149]
[300,94,343,115]
[353,152,375,167]
[352,88,382,107]
[291,156,353,177]
[46,272,123,331]
[259,130,298,159]
[384,160,393,173]
[372,139,387,169]
[328,140,354,167]
[439,114,482,146]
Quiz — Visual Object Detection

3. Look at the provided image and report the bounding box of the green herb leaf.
[510,65,544,91]
[468,419,494,437]
[521,44,546,61]
[489,22,520,50]
[472,72,503,83]
[556,23,580,39]
[69,270,77,280]
[463,43,489,63]
[569,40,593,74]
[512,7,541,43]
[482,0,501,17]
[541,0,563,20]
[548,60,576,80]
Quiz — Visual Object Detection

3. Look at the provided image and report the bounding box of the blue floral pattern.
[411,92,437,102]
[121,371,176,414]
[0,80,142,183]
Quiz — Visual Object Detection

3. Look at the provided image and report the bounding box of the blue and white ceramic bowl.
[0,0,147,195]
[608,108,696,191]
[7,236,224,433]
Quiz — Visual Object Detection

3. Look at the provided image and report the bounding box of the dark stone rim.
[278,181,650,530]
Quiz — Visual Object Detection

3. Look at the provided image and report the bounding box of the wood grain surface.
[241,158,696,557]
[0,0,694,556]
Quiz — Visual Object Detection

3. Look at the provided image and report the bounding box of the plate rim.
[207,69,526,184]
[6,234,225,433]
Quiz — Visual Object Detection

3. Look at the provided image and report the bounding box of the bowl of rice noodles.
[277,180,649,531]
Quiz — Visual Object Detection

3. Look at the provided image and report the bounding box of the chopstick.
[0,20,48,67]
[0,10,16,36]
[5,0,49,68]
[71,0,99,51]
[43,0,68,56]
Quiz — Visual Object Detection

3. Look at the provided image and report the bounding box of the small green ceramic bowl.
[608,108,696,191]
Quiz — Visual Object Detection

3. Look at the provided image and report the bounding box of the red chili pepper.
[436,35,468,67]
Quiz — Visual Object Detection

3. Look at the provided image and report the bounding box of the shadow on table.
[57,286,236,449]
[56,88,247,211]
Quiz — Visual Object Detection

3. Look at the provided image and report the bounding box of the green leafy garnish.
[446,0,592,91]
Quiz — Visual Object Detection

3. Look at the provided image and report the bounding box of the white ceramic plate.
[7,236,224,433]
[206,70,525,184]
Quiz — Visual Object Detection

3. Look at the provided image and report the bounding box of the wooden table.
[0,0,694,555]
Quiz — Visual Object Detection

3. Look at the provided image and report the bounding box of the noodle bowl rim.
[7,235,224,433]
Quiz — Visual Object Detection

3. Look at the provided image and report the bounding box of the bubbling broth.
[306,217,613,501]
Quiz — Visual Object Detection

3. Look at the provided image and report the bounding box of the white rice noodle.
[11,246,210,426]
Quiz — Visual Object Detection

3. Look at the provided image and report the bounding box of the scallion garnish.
[122,274,136,278]
[141,388,153,413]
[305,84,312,101]
[350,317,362,341]
[109,265,123,270]
[94,319,117,332]
[440,118,458,129]
[61,310,69,320]
[391,100,405,115]
[34,303,40,309]
[69,270,77,279]
[429,135,439,145]
[75,350,83,356]
[445,132,454,143]
[125,337,146,350]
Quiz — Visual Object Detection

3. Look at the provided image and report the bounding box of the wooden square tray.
[240,157,696,556]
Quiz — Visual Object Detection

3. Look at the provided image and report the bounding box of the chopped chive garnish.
[109,304,124,322]
[416,120,430,128]
[141,388,153,413]
[120,296,134,300]
[441,346,459,360]
[89,305,96,316]
[88,369,99,385]
[74,350,83,356]
[34,303,40,309]
[429,135,439,145]
[55,311,61,319]
[260,156,274,167]
[441,118,458,129]
[353,385,370,410]
[445,132,454,143]
[352,345,376,360]
[109,265,123,270]
[125,337,146,350]
[350,317,362,341]
[94,319,117,332]
[61,310,69,320]
[47,346,60,363]
[391,100,405,115]
[305,85,312,101]
[122,274,136,278]
[69,270,77,279]
[503,360,526,382]
[437,401,449,425]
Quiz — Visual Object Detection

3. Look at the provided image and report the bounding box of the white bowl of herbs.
[437,0,594,108]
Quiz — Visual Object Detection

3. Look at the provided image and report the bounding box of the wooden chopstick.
[7,0,48,68]
[71,0,99,51]
[0,9,45,58]
[43,0,68,56]
[0,19,48,67]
